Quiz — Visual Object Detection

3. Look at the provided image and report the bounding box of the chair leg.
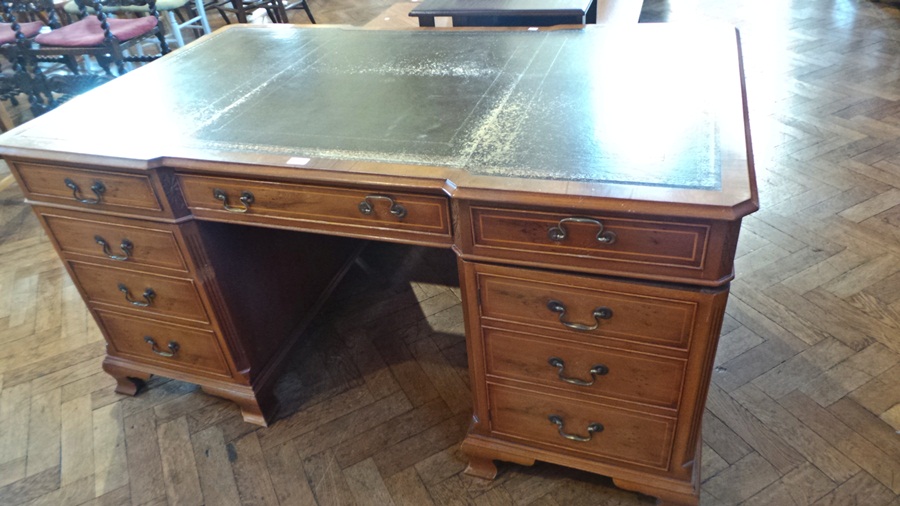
[302,1,315,23]
[156,27,172,55]
[25,63,59,115]
[95,53,114,76]
[168,0,212,46]
[62,55,79,73]
[166,11,186,47]
[214,6,232,24]
[195,0,212,34]
[230,0,250,23]
[283,0,315,23]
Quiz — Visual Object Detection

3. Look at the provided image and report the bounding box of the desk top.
[0,25,757,219]
[408,0,593,18]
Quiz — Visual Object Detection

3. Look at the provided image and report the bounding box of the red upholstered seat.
[4,0,171,114]
[34,15,157,47]
[0,21,45,45]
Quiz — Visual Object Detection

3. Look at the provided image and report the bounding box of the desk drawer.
[464,206,717,282]
[13,162,163,213]
[178,175,452,244]
[483,327,685,409]
[476,265,700,350]
[96,310,231,378]
[40,210,189,272]
[488,384,675,470]
[69,261,209,324]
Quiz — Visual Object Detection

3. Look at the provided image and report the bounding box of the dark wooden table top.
[0,25,756,219]
[408,0,593,19]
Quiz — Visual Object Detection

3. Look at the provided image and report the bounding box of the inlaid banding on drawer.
[488,384,675,470]
[14,163,162,211]
[483,327,686,409]
[469,206,710,270]
[478,272,697,349]
[42,213,188,272]
[178,175,451,239]
[69,262,209,323]
[96,310,230,378]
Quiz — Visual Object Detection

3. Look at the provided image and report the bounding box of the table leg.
[230,0,248,23]
[417,15,436,26]
[586,0,597,23]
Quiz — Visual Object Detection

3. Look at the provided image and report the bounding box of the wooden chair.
[0,14,45,107]
[282,0,314,23]
[0,0,169,114]
[0,0,63,112]
[211,0,284,23]
[212,0,313,24]
[25,0,170,76]
[160,0,211,46]
[63,0,212,47]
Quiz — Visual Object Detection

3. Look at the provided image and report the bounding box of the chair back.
[71,0,163,24]
[0,0,60,114]
[2,0,63,30]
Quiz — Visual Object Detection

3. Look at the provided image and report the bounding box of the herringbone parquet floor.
[1,0,900,504]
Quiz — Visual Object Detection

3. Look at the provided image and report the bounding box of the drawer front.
[42,212,189,272]
[488,384,675,470]
[14,162,162,212]
[96,310,230,378]
[69,262,209,323]
[478,269,699,349]
[467,206,713,280]
[483,327,685,409]
[178,175,452,242]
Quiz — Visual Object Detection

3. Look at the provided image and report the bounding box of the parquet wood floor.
[1,0,900,504]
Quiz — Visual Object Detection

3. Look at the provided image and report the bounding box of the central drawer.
[488,383,676,470]
[68,261,210,324]
[178,174,452,245]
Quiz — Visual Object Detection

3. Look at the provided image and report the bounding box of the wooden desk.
[0,25,757,506]
[409,0,595,26]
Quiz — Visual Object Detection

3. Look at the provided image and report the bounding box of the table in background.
[409,0,595,26]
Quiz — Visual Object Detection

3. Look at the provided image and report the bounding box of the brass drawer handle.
[358,194,407,219]
[118,283,155,307]
[144,336,178,358]
[548,217,616,244]
[213,188,254,213]
[64,178,105,205]
[548,357,608,386]
[547,300,612,331]
[548,415,603,442]
[95,235,132,261]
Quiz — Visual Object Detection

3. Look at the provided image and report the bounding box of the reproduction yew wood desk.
[0,25,757,505]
